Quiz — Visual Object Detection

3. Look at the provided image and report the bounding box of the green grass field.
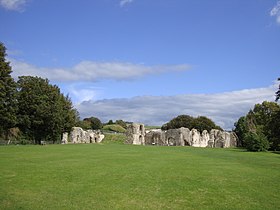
[0,138,279,209]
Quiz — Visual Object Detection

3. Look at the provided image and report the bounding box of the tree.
[77,119,92,130]
[244,132,269,152]
[107,120,114,125]
[267,109,280,150]
[0,42,17,139]
[161,114,221,132]
[116,119,127,129]
[234,116,248,147]
[276,77,280,102]
[83,117,103,130]
[161,115,194,130]
[17,76,78,144]
[192,116,222,132]
[234,101,280,151]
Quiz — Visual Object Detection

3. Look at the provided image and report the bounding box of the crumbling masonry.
[126,123,237,148]
[61,127,104,144]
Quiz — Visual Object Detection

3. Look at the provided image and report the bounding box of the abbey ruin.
[126,123,237,148]
[61,127,104,144]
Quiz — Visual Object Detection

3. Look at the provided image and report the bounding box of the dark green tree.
[244,132,269,152]
[116,119,127,129]
[192,116,222,132]
[161,115,194,130]
[267,109,280,150]
[161,115,221,132]
[107,120,114,125]
[0,43,17,139]
[234,101,280,151]
[17,76,78,144]
[83,117,103,130]
[234,116,248,147]
[77,119,91,130]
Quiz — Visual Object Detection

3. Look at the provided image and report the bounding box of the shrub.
[244,132,270,152]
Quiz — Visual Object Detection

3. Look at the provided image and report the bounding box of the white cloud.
[270,1,280,24]
[0,0,28,11]
[76,84,277,130]
[9,58,191,82]
[120,0,134,7]
[61,84,103,104]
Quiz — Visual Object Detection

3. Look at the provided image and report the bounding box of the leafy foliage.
[234,116,248,147]
[267,109,280,150]
[115,119,127,129]
[244,132,269,152]
[0,43,17,137]
[234,101,280,151]
[0,43,78,144]
[192,116,222,132]
[17,76,78,144]
[106,120,114,125]
[162,115,222,132]
[83,117,103,130]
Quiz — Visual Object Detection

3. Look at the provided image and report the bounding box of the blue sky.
[1,0,279,129]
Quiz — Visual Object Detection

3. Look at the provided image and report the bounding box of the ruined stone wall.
[127,124,238,148]
[62,127,104,144]
[126,123,145,145]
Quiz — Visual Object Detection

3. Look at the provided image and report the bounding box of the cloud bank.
[270,1,280,24]
[10,59,191,82]
[0,0,28,11]
[76,84,277,130]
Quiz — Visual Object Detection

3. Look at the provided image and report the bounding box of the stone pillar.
[61,132,68,144]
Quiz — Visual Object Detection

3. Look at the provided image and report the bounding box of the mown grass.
[102,133,126,144]
[0,138,279,210]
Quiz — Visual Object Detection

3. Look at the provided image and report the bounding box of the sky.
[0,0,279,130]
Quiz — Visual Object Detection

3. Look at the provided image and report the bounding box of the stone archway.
[184,140,190,146]
[139,135,143,144]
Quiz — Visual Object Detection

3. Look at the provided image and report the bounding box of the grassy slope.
[0,141,279,210]
[102,124,127,133]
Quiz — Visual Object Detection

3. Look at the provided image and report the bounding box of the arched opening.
[139,135,143,144]
[215,140,224,148]
[90,137,92,143]
[184,140,190,146]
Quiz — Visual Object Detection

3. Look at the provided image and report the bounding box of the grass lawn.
[0,139,279,209]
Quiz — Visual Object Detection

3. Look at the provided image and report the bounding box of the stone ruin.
[126,123,145,145]
[126,123,238,148]
[61,127,104,144]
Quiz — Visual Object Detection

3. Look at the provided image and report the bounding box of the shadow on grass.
[227,148,280,154]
